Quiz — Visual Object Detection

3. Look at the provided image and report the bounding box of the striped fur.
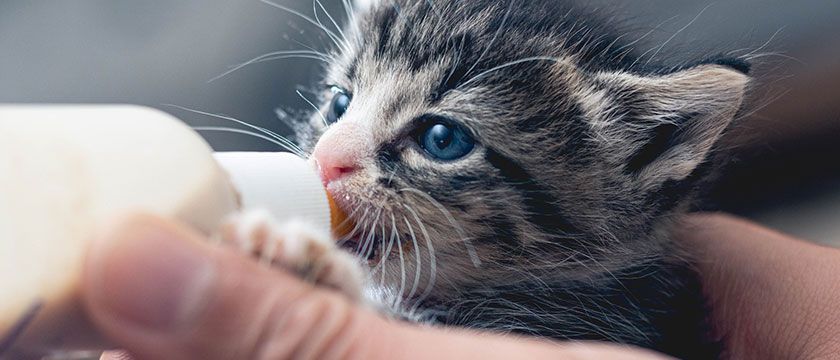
[295,1,749,358]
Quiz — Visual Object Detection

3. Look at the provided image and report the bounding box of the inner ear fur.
[592,64,749,188]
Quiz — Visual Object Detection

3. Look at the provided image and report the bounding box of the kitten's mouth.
[327,190,398,265]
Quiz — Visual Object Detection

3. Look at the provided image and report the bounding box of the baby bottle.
[0,105,344,357]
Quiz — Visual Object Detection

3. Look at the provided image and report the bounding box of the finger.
[676,213,840,359]
[82,213,385,360]
[391,326,672,360]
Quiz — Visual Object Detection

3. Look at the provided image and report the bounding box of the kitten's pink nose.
[319,158,357,184]
[312,121,371,185]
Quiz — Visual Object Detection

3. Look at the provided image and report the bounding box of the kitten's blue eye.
[326,88,351,125]
[419,121,475,161]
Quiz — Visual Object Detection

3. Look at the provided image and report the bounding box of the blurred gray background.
[1,1,838,243]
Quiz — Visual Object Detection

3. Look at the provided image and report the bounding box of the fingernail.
[87,215,215,332]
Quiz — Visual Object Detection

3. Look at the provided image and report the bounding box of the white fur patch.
[354,0,380,12]
[221,209,367,302]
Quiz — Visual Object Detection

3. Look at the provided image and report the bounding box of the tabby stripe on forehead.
[374,5,399,58]
[346,56,360,81]
[431,33,476,103]
[484,149,580,239]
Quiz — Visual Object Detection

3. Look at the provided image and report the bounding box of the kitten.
[226,0,749,358]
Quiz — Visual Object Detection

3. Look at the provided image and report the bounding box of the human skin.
[676,214,840,359]
[85,213,840,359]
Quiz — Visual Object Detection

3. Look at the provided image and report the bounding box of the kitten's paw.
[219,210,366,302]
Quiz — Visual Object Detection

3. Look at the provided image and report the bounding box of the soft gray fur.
[289,0,749,357]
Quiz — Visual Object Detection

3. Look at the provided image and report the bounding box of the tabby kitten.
[248,0,750,358]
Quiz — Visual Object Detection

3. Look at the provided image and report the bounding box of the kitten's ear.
[590,63,749,189]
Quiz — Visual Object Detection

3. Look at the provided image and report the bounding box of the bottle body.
[0,105,240,355]
[0,105,330,357]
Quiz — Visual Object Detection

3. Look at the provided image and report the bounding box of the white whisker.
[193,127,303,155]
[459,56,565,89]
[260,0,349,53]
[642,4,712,67]
[612,15,679,64]
[340,0,355,23]
[296,90,329,127]
[315,0,349,46]
[403,204,437,307]
[738,27,785,58]
[166,104,307,157]
[400,187,481,267]
[394,215,408,310]
[360,207,383,259]
[346,208,370,240]
[462,1,514,81]
[378,215,398,285]
[208,50,330,83]
[402,216,422,302]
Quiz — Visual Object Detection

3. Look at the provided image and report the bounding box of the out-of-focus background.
[1,0,838,244]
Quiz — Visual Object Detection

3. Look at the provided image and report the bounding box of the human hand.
[84,214,666,360]
[86,213,840,359]
[675,213,840,359]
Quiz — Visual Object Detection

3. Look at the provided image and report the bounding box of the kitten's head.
[298,0,748,300]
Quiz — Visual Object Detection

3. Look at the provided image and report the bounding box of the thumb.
[82,213,384,360]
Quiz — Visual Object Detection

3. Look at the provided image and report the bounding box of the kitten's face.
[301,0,748,300]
